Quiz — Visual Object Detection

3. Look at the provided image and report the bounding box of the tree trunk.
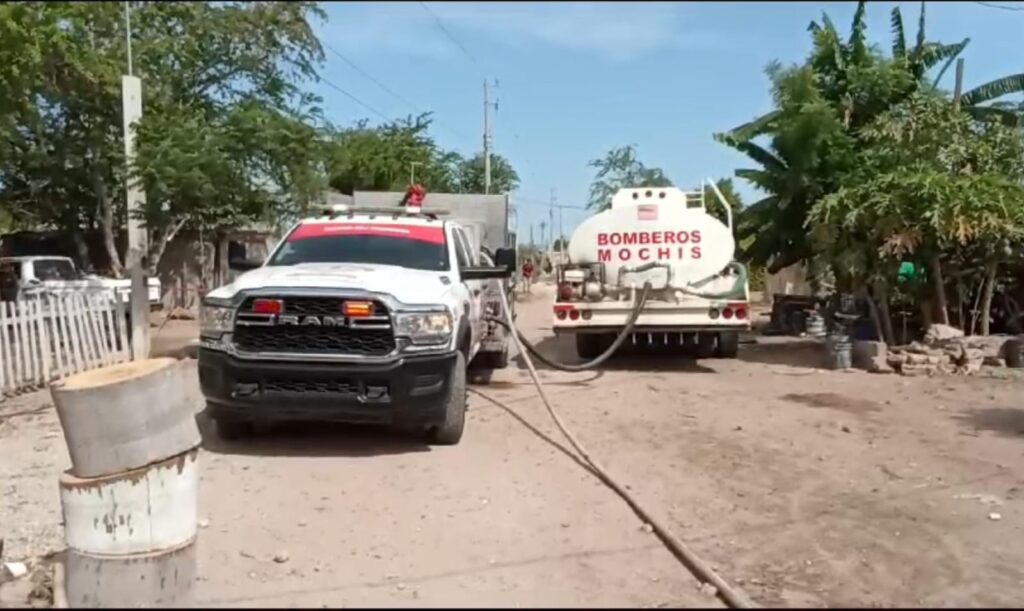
[980,260,998,336]
[64,206,91,272]
[928,254,950,326]
[91,164,124,278]
[146,218,187,277]
[919,297,933,331]
[858,285,886,345]
[873,280,896,346]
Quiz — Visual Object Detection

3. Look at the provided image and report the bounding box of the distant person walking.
[521,259,535,293]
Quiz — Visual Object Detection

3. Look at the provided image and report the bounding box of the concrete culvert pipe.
[60,448,199,556]
[50,358,201,478]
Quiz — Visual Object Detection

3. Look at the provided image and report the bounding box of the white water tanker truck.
[552,180,750,360]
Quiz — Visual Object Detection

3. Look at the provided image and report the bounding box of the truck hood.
[210,263,456,306]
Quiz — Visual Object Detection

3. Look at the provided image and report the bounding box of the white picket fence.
[0,291,130,398]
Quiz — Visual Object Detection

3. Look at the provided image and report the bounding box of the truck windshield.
[267,222,450,272]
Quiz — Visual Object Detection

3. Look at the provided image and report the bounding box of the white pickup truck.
[197,205,516,445]
[0,256,162,307]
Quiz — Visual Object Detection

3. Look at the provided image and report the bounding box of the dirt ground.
[4,283,1024,607]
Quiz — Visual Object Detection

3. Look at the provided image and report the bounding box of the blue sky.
[309,1,1024,244]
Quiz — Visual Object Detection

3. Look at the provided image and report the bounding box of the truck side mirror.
[493,247,516,272]
[229,257,263,272]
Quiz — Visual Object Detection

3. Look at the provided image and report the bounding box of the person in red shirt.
[521,259,535,293]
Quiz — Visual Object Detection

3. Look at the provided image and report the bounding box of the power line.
[321,41,423,115]
[515,195,588,211]
[320,40,476,146]
[317,74,391,122]
[417,1,482,71]
[974,1,1024,10]
[415,2,549,200]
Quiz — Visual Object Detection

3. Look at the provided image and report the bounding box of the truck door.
[453,228,484,356]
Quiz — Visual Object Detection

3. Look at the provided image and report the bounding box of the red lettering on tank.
[639,248,650,261]
[664,232,676,244]
[658,247,671,260]
[597,233,608,246]
[691,246,702,259]
[691,230,702,243]
[652,232,663,244]
[639,232,650,245]
[598,248,612,262]
[623,233,638,245]
[618,248,632,261]
[677,231,690,244]
[609,233,622,245]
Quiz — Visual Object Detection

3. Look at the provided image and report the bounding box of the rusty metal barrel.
[50,358,201,608]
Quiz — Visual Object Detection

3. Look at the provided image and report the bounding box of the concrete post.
[50,358,201,607]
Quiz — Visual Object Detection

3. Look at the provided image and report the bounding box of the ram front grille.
[232,296,396,356]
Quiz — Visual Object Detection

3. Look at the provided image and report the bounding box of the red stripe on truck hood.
[288,222,445,245]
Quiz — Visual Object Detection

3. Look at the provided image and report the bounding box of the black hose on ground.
[486,282,653,372]
[483,285,758,609]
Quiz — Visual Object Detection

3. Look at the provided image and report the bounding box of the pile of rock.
[861,324,1020,377]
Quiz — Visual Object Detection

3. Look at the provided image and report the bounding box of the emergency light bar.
[316,204,450,220]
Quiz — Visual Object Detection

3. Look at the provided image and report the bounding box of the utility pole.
[953,57,965,110]
[483,79,498,194]
[122,1,149,360]
[409,161,422,185]
[549,188,556,252]
[529,224,535,251]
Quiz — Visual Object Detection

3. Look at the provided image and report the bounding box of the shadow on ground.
[196,411,432,458]
[953,407,1024,438]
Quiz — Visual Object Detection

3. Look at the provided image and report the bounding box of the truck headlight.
[200,303,235,337]
[394,311,452,345]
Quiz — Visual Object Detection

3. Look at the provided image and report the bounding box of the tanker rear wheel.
[715,331,739,359]
[575,333,604,360]
[695,332,717,359]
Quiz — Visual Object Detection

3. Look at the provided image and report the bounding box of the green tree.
[0,1,327,275]
[714,0,1001,276]
[586,145,672,211]
[325,113,461,195]
[810,93,1024,336]
[454,152,520,194]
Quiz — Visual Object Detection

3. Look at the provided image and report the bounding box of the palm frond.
[962,73,1024,106]
[929,39,970,90]
[717,110,782,145]
[967,105,1023,127]
[890,7,906,58]
[734,141,787,174]
[848,1,868,64]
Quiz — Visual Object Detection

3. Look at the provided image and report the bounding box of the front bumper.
[198,348,457,425]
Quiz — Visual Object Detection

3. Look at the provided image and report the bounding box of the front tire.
[427,351,467,445]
